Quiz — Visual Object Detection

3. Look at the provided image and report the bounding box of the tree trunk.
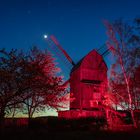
[12,106,16,118]
[0,107,5,128]
[119,57,137,128]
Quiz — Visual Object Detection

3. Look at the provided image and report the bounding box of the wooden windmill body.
[70,50,107,110]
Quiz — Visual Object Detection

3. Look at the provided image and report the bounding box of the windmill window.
[80,69,104,82]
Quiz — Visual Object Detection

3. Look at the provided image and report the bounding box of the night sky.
[0,0,140,117]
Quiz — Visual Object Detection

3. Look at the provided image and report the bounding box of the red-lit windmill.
[44,35,138,130]
[44,35,110,119]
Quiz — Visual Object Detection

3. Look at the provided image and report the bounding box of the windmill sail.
[45,35,75,71]
[50,35,75,66]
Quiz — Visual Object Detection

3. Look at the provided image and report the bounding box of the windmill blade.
[97,44,111,68]
[97,44,110,56]
[50,35,75,66]
[97,44,107,54]
[45,35,74,71]
[101,48,111,57]
[61,79,70,88]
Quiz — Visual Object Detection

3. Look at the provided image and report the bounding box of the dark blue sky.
[1,0,140,79]
[0,0,140,116]
[0,0,140,75]
[0,0,140,61]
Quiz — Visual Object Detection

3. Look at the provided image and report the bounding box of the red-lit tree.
[130,66,140,109]
[22,47,68,118]
[104,19,140,128]
[0,49,28,123]
[0,47,68,124]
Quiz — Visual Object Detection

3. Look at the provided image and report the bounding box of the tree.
[21,47,68,118]
[130,66,140,109]
[0,49,29,123]
[0,47,68,124]
[104,19,140,128]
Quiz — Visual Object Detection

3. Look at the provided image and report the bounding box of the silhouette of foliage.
[0,47,68,123]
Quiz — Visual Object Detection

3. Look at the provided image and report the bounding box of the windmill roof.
[70,49,108,74]
[70,57,85,74]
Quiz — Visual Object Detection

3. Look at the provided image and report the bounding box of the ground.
[0,127,140,140]
[1,117,140,140]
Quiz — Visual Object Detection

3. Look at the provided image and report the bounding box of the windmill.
[44,35,111,119]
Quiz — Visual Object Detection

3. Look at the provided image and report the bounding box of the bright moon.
[44,34,48,39]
